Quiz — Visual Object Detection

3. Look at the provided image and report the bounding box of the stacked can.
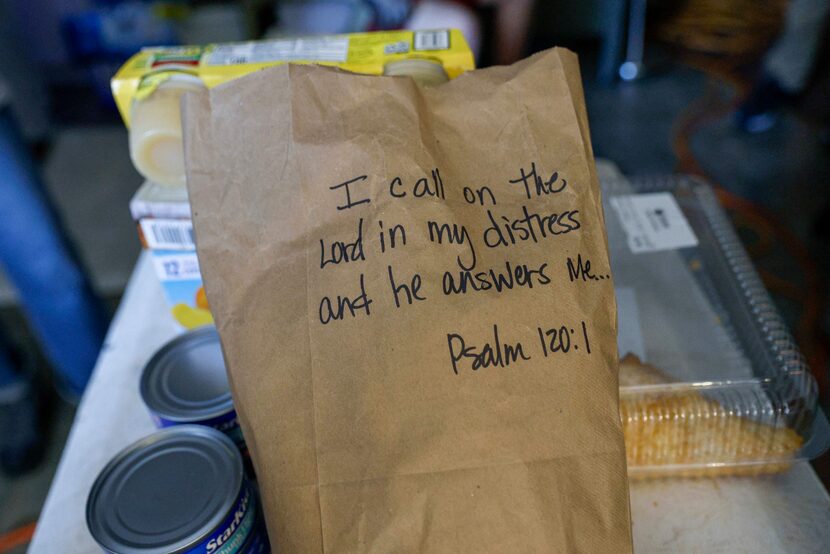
[140,326,248,459]
[86,426,269,553]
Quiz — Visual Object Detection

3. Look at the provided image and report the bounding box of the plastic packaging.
[128,74,205,187]
[112,30,475,186]
[603,175,830,477]
[384,59,449,85]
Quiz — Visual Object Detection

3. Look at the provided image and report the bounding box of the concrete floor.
[586,65,707,175]
[1,61,828,548]
[0,401,73,553]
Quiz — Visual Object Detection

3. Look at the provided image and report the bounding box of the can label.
[193,482,270,554]
[239,515,270,554]
[176,482,264,554]
[152,409,248,456]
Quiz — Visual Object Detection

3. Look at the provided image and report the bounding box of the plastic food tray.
[602,174,830,478]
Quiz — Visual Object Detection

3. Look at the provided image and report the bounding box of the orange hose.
[0,522,36,553]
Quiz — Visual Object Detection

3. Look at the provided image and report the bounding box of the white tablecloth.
[31,252,830,553]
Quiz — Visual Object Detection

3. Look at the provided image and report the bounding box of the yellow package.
[112,29,475,187]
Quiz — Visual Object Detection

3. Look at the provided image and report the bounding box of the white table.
[31,252,830,553]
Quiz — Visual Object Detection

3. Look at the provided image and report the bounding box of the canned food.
[141,326,247,456]
[86,426,269,553]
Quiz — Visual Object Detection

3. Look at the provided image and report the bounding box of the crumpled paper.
[183,47,633,553]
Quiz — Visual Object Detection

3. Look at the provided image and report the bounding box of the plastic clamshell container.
[602,175,830,478]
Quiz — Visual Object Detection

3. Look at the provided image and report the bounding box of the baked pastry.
[619,354,803,478]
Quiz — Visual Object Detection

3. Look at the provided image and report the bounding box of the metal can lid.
[140,326,234,422]
[86,426,243,554]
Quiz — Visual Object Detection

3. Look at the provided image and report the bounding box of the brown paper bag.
[183,47,632,553]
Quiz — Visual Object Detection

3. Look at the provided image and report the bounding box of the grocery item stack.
[116,30,475,327]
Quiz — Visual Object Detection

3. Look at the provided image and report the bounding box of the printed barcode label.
[205,37,350,65]
[152,252,201,282]
[384,41,410,55]
[414,30,450,51]
[140,219,195,250]
[610,193,699,254]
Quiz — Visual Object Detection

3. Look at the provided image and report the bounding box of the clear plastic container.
[129,74,206,188]
[602,175,830,478]
[384,59,449,86]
